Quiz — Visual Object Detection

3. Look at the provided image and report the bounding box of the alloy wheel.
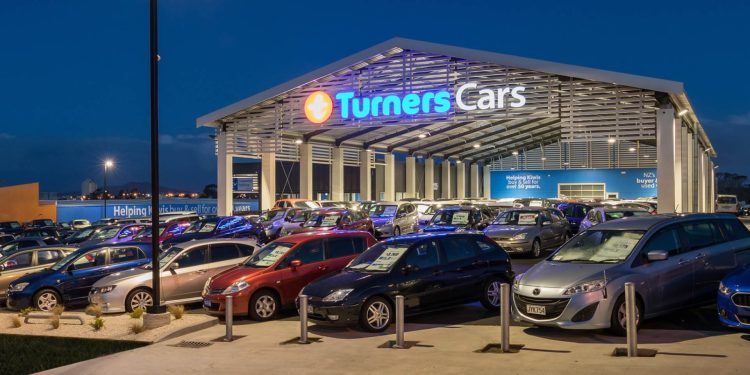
[130,291,153,310]
[486,281,501,307]
[366,301,390,330]
[532,240,541,258]
[36,292,58,311]
[255,295,276,318]
[617,301,640,328]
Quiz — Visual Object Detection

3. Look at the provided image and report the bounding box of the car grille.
[737,314,750,325]
[209,288,224,295]
[732,293,750,308]
[492,236,512,241]
[513,293,569,320]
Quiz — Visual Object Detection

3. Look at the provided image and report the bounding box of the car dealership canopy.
[198,37,716,213]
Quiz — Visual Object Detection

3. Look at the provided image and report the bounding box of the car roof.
[277,230,373,243]
[76,241,152,252]
[168,238,259,248]
[375,201,402,205]
[316,207,349,214]
[438,206,477,211]
[591,213,736,231]
[599,207,648,212]
[382,231,484,244]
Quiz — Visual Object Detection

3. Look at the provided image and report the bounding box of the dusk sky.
[1,0,749,193]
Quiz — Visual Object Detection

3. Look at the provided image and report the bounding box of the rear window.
[326,237,358,258]
[720,219,750,241]
[440,237,478,263]
[210,244,241,262]
[717,196,737,204]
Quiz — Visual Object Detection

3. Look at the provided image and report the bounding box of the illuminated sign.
[456,82,526,110]
[334,90,450,119]
[304,91,333,124]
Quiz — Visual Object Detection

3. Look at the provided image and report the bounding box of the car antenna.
[602,269,608,299]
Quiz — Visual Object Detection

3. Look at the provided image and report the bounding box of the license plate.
[203,299,212,308]
[526,304,546,315]
[307,304,314,314]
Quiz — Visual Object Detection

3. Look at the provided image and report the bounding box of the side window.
[110,247,141,264]
[681,222,723,251]
[586,210,596,221]
[352,237,367,253]
[404,241,440,269]
[473,210,482,223]
[71,249,107,270]
[595,211,603,223]
[397,205,407,215]
[476,239,496,253]
[119,228,133,238]
[237,244,255,256]
[20,241,37,249]
[37,250,62,265]
[43,238,60,245]
[210,244,241,262]
[327,237,356,258]
[578,206,589,218]
[288,239,325,265]
[640,227,682,257]
[441,237,479,263]
[177,246,208,268]
[3,252,32,270]
[720,219,750,241]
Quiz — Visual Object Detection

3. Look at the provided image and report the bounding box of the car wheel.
[34,288,61,312]
[249,290,279,321]
[480,278,505,311]
[126,288,154,313]
[530,239,542,258]
[394,226,401,237]
[608,294,643,336]
[359,296,393,332]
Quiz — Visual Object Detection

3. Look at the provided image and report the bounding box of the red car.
[202,231,377,320]
[291,208,374,235]
[133,221,191,243]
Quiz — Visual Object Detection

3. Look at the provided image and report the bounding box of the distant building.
[81,178,97,196]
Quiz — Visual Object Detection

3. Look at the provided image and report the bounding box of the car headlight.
[513,273,524,291]
[10,282,29,292]
[511,232,528,240]
[322,289,354,302]
[719,281,733,296]
[222,280,250,295]
[93,285,116,294]
[563,279,605,295]
[203,278,212,296]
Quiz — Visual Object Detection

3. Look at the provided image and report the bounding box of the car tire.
[530,239,542,258]
[33,288,61,312]
[394,226,401,237]
[249,290,279,321]
[359,296,393,332]
[126,288,154,313]
[608,294,643,336]
[479,278,505,311]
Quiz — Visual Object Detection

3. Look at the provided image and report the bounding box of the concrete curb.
[153,317,219,343]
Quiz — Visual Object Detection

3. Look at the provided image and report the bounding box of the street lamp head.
[105,160,114,168]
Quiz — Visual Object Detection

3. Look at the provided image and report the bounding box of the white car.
[71,219,91,230]
[716,195,739,214]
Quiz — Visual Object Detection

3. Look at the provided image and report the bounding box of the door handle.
[694,253,706,260]
[678,259,691,265]
[318,266,328,271]
[195,269,208,274]
[472,261,487,267]
[432,270,444,276]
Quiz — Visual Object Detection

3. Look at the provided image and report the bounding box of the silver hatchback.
[513,214,750,335]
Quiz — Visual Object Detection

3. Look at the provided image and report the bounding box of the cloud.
[729,112,750,126]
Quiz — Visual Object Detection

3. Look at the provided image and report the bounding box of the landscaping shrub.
[167,305,185,320]
[85,304,103,318]
[89,318,105,331]
[129,307,144,319]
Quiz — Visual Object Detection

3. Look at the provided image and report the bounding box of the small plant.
[50,304,65,316]
[129,320,146,334]
[10,316,22,328]
[89,318,105,331]
[85,303,103,318]
[18,307,34,317]
[50,315,60,329]
[129,307,144,319]
[167,304,185,320]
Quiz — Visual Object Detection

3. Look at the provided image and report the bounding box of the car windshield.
[91,227,120,240]
[303,213,341,227]
[1,242,19,254]
[430,210,472,225]
[604,210,650,220]
[369,205,397,218]
[493,211,539,225]
[243,242,293,268]
[346,242,409,272]
[259,210,286,222]
[185,220,217,234]
[295,201,319,209]
[134,226,166,239]
[290,211,310,223]
[415,204,431,214]
[69,228,95,239]
[550,230,645,263]
[717,196,737,204]
[157,246,184,268]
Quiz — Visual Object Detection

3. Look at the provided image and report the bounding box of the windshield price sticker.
[367,247,408,271]
[451,211,470,225]
[321,215,341,227]
[518,213,537,225]
[529,200,543,207]
[255,247,289,267]
[590,236,640,261]
[199,223,216,233]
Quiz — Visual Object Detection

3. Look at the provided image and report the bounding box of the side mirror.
[646,250,669,262]
[290,259,302,270]
[169,262,180,271]
[0,264,5,272]
[541,220,551,226]
[401,264,419,275]
[285,216,293,222]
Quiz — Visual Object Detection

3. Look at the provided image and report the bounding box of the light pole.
[104,159,113,218]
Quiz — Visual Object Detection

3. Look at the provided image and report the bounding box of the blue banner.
[56,199,258,223]
[490,168,657,199]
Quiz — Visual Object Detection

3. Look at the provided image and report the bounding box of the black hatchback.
[300,232,514,332]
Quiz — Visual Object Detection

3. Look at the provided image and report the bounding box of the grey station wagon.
[513,213,750,335]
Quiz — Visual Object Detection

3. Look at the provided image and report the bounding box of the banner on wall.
[490,168,657,199]
[56,199,259,223]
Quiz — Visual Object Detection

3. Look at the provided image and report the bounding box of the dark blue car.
[161,216,265,247]
[718,266,750,329]
[554,202,593,233]
[421,206,490,233]
[6,242,152,311]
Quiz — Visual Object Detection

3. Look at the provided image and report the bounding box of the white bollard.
[500,283,511,352]
[225,295,233,341]
[298,295,309,344]
[624,282,637,357]
[394,295,405,349]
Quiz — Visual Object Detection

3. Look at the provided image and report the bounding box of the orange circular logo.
[304,91,333,124]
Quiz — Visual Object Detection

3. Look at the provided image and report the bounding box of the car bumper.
[512,286,612,330]
[717,292,750,329]
[303,299,361,326]
[374,224,395,237]
[492,239,533,254]
[203,292,251,316]
[88,291,127,314]
[6,291,33,311]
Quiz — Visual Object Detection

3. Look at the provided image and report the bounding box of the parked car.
[316,201,352,208]
[71,219,91,230]
[718,266,750,329]
[555,202,594,233]
[19,228,61,239]
[513,214,750,335]
[356,201,377,213]
[483,208,570,257]
[159,213,200,223]
[301,232,514,332]
[29,219,55,229]
[0,237,60,257]
[0,221,23,236]
[716,194,740,215]
[6,242,152,311]
[416,202,458,230]
[422,206,491,233]
[0,246,76,301]
[258,208,298,240]
[740,205,750,217]
[514,198,553,208]
[273,199,320,209]
[579,207,651,232]
[133,221,192,243]
[368,202,419,238]
[93,218,118,226]
[0,234,15,245]
[115,217,151,225]
[62,225,107,245]
[78,224,146,247]
[162,216,265,247]
[279,209,318,237]
[89,239,256,313]
[202,231,377,320]
[291,208,373,235]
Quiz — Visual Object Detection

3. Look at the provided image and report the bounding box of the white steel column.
[470,163,479,198]
[331,147,344,201]
[709,161,716,212]
[360,150,371,201]
[260,152,276,211]
[686,132,695,212]
[405,156,416,199]
[483,164,491,199]
[699,150,707,212]
[456,161,466,199]
[656,107,677,213]
[681,126,689,211]
[424,157,434,200]
[673,122,683,212]
[441,160,451,199]
[299,143,313,200]
[216,131,233,216]
[384,153,396,201]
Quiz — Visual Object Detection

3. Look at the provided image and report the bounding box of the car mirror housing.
[290,259,302,269]
[169,262,180,270]
[647,250,669,262]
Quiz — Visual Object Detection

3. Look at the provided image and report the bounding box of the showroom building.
[197,38,716,214]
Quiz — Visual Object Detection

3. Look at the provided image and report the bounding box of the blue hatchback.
[6,242,151,311]
[718,266,750,328]
[555,202,592,233]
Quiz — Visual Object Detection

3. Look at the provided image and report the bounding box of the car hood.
[209,266,265,289]
[302,269,388,298]
[423,224,467,232]
[9,268,56,286]
[722,267,750,290]
[483,225,535,237]
[519,260,616,288]
[93,267,151,287]
[371,217,394,226]
[164,232,212,244]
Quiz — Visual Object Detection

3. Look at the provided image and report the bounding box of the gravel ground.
[1,311,215,342]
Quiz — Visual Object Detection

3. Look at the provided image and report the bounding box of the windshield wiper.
[592,259,623,263]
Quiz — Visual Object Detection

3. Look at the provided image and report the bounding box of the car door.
[63,248,109,303]
[161,245,210,301]
[436,236,485,304]
[719,219,750,268]
[547,210,566,245]
[537,211,556,247]
[324,236,363,272]
[0,251,34,298]
[278,239,327,301]
[192,243,247,299]
[394,239,445,312]
[678,221,730,302]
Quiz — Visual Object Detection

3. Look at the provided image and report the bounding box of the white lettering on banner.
[456,82,526,111]
[505,174,542,190]
[636,171,657,189]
